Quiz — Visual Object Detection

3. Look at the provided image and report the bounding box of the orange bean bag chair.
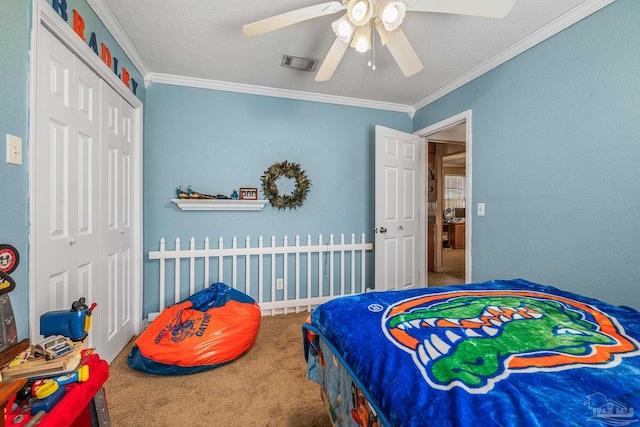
[128,282,261,375]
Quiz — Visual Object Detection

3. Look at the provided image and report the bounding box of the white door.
[374,125,426,291]
[34,27,102,333]
[100,82,136,362]
[33,28,138,363]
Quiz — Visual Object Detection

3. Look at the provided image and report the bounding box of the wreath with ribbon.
[261,161,311,209]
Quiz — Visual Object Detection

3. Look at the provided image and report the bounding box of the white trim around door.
[415,110,472,284]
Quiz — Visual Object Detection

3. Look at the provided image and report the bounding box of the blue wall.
[0,1,30,339]
[414,0,640,310]
[143,84,411,315]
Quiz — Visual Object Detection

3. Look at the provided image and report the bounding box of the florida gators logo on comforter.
[383,289,640,393]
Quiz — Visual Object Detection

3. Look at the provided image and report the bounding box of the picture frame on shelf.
[239,187,258,200]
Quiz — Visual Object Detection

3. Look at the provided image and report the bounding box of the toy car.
[34,335,74,360]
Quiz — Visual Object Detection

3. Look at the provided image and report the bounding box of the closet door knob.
[69,238,77,245]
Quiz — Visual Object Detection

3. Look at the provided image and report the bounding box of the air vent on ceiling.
[281,55,318,72]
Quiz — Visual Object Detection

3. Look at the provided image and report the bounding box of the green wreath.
[261,161,311,209]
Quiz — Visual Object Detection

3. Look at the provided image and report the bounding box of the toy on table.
[39,298,96,341]
[31,380,65,415]
[54,364,89,386]
[5,363,91,426]
[33,336,73,361]
[8,396,35,425]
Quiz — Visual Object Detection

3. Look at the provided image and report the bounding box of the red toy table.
[5,354,109,427]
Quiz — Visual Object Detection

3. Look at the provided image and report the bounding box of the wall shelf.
[171,199,269,211]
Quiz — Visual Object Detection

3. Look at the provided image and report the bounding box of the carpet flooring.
[105,250,466,425]
[104,311,329,427]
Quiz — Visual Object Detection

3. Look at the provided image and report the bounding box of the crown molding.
[86,0,150,76]
[411,0,615,111]
[86,0,611,116]
[146,73,415,115]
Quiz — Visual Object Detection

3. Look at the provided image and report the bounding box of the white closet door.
[34,28,138,363]
[100,82,136,362]
[34,28,101,335]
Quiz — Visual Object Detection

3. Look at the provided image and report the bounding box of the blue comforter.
[303,279,640,427]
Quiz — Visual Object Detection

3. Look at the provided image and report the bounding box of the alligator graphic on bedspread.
[383,289,640,393]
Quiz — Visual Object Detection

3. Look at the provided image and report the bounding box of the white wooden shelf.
[171,199,269,211]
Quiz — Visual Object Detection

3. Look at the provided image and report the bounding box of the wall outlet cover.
[6,135,22,165]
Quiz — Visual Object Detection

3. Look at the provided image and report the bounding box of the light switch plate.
[6,135,22,165]
[477,203,485,217]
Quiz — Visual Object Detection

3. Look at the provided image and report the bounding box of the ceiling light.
[331,14,355,43]
[351,25,371,53]
[351,2,368,20]
[347,0,373,26]
[375,20,400,46]
[376,0,406,31]
[383,6,398,23]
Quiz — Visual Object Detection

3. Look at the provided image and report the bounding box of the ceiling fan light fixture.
[347,0,373,26]
[377,0,406,31]
[351,24,371,53]
[375,20,400,46]
[332,14,355,42]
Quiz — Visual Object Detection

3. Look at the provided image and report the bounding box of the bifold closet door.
[100,81,136,362]
[34,28,102,345]
[34,28,137,362]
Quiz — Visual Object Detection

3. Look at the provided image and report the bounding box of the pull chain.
[372,21,376,70]
[368,21,372,67]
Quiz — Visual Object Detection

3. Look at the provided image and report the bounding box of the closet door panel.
[100,82,136,361]
[34,29,101,325]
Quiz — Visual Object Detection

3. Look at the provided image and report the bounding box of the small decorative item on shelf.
[176,185,230,200]
[239,188,258,200]
[171,186,268,211]
[261,161,311,210]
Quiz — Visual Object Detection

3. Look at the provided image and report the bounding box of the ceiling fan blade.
[315,37,350,82]
[384,29,424,77]
[243,1,346,37]
[406,0,516,18]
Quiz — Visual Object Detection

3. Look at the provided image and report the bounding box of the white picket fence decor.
[148,233,373,318]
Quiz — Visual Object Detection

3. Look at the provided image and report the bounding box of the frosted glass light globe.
[382,5,399,23]
[351,1,368,21]
[338,21,353,38]
[354,36,369,52]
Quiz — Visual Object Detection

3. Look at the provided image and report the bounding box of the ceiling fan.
[242,0,516,81]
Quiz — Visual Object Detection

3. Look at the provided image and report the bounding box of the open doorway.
[438,151,466,282]
[415,111,471,287]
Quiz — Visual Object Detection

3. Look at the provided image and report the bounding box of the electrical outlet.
[276,278,284,290]
[6,134,22,165]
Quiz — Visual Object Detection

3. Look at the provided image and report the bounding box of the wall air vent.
[281,55,318,72]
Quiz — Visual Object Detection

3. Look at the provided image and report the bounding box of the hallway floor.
[428,248,465,287]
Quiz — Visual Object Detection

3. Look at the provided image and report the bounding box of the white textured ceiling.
[98,0,599,109]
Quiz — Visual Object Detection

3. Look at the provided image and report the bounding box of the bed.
[302,279,640,427]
